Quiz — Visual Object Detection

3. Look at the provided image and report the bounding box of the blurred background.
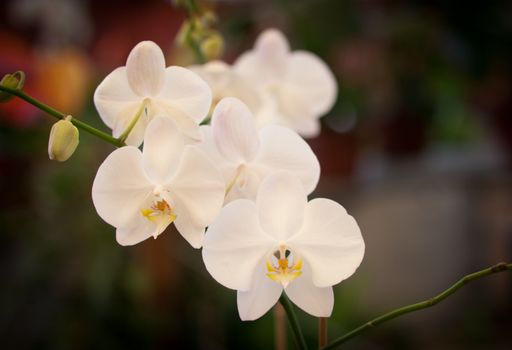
[1,0,512,349]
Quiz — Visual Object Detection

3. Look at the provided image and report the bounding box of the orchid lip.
[140,195,177,239]
[265,244,302,288]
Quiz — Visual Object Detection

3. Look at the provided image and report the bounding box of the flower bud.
[48,116,79,162]
[0,71,25,102]
[200,32,224,61]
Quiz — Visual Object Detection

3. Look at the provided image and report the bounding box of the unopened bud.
[48,116,79,162]
[200,32,224,61]
[0,71,25,102]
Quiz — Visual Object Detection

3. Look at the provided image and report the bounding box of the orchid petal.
[284,261,334,317]
[256,172,307,241]
[202,199,274,290]
[126,41,165,97]
[212,97,260,163]
[293,118,321,138]
[116,218,154,246]
[190,61,264,114]
[111,105,150,147]
[93,67,140,129]
[156,66,212,124]
[282,51,337,117]
[235,29,290,84]
[168,146,225,228]
[173,205,206,249]
[142,117,185,184]
[92,147,152,229]
[255,125,320,194]
[153,103,203,141]
[237,258,283,321]
[289,198,365,288]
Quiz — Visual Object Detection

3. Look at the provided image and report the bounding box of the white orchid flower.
[202,172,365,320]
[92,116,225,248]
[200,97,320,203]
[189,60,271,117]
[234,29,338,138]
[94,41,212,146]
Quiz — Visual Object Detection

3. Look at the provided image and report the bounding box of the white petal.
[202,199,274,290]
[237,258,283,321]
[92,147,153,229]
[233,52,263,85]
[284,261,334,317]
[289,198,365,288]
[281,51,337,117]
[224,165,262,203]
[116,217,154,246]
[254,125,320,194]
[294,118,321,139]
[197,125,231,171]
[111,104,150,147]
[142,117,185,184]
[211,97,260,163]
[235,29,290,84]
[168,146,225,228]
[173,207,206,249]
[126,41,165,97]
[153,103,203,141]
[256,172,307,241]
[93,67,141,129]
[156,66,212,124]
[190,61,264,115]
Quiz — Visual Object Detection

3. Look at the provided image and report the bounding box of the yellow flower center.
[140,197,176,239]
[266,245,302,287]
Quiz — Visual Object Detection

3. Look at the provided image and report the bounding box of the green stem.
[117,98,148,143]
[0,85,124,147]
[186,33,206,64]
[322,262,512,350]
[182,0,207,64]
[279,294,309,350]
[184,0,200,15]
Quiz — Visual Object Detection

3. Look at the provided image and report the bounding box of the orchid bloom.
[234,29,337,138]
[189,60,270,117]
[200,97,320,203]
[202,172,365,320]
[94,41,212,146]
[92,117,225,248]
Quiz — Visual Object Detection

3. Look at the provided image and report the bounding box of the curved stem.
[0,85,124,147]
[279,294,309,350]
[322,262,512,350]
[118,98,148,143]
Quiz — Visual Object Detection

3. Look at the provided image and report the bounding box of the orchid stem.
[321,262,512,350]
[318,317,328,348]
[181,0,207,64]
[274,303,287,350]
[279,294,309,350]
[0,84,124,147]
[118,98,148,143]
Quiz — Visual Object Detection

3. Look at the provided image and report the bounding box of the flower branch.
[279,294,308,350]
[0,84,124,147]
[321,262,512,350]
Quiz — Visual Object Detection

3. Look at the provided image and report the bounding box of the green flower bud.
[0,71,25,102]
[48,116,79,162]
[200,32,224,61]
